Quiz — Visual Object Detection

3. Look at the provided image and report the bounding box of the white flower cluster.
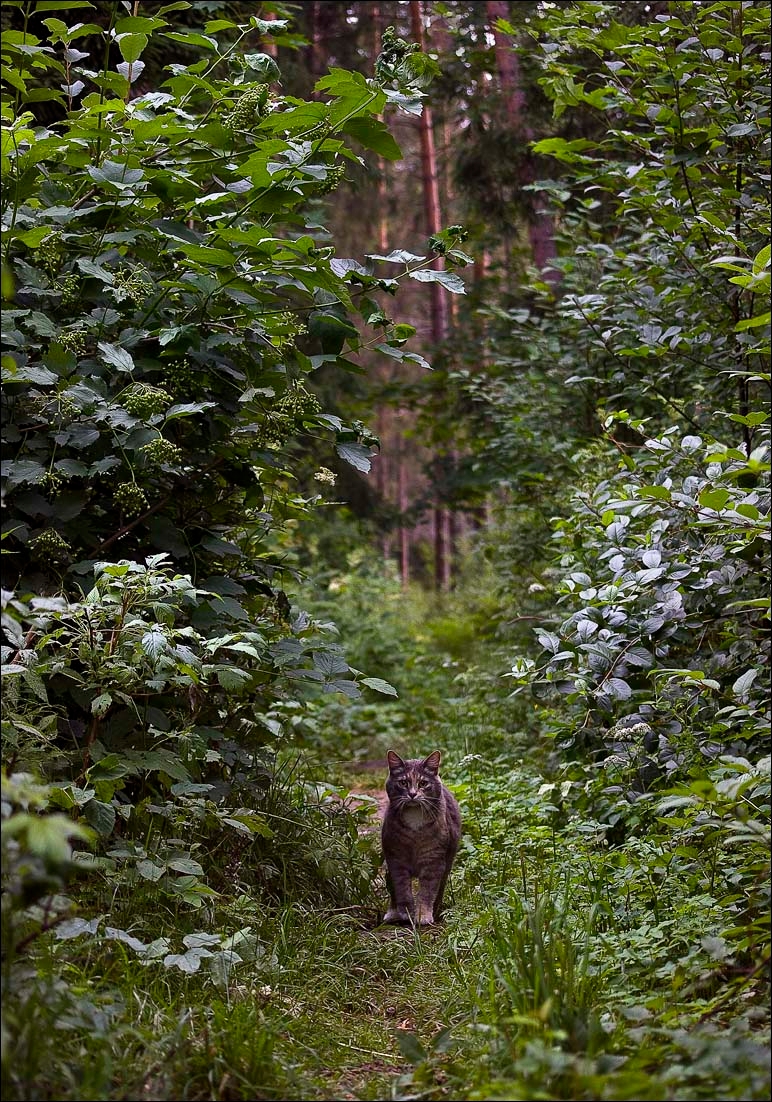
[612,722,653,739]
[314,467,336,486]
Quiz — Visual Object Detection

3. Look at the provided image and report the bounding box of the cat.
[381,749,461,926]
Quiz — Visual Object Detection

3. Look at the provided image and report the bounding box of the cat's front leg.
[384,861,415,924]
[415,870,445,925]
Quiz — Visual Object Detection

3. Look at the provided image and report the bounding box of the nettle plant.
[508,414,770,783]
[0,6,467,928]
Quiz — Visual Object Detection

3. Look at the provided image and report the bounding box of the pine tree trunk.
[485,0,560,285]
[410,0,451,590]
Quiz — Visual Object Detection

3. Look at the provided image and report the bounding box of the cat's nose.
[408,789,418,799]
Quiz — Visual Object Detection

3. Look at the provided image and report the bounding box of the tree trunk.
[260,9,278,59]
[410,0,451,590]
[485,0,560,285]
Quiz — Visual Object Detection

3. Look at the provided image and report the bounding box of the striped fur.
[381,749,461,926]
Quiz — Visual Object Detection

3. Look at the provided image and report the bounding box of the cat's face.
[386,751,443,815]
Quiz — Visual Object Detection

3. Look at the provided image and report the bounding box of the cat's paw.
[416,910,436,926]
[383,907,411,924]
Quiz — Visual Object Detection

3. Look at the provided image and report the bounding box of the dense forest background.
[1,1,769,1100]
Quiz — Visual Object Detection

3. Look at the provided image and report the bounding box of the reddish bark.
[410,0,452,589]
[485,0,560,284]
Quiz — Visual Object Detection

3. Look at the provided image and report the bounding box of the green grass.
[3,711,769,1101]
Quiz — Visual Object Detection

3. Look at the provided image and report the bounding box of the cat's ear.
[423,750,441,773]
[387,750,405,771]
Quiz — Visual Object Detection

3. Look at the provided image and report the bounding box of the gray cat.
[381,749,461,926]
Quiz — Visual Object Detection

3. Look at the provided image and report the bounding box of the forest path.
[300,760,455,1100]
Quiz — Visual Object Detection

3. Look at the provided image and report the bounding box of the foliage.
[508,415,770,767]
[0,3,770,1100]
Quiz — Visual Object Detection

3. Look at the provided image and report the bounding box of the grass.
[3,710,770,1101]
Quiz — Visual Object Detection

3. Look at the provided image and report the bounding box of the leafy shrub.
[509,417,770,778]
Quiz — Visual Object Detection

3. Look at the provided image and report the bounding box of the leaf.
[163,948,212,973]
[215,666,252,692]
[141,627,168,661]
[732,668,759,699]
[168,857,204,876]
[531,136,595,162]
[368,250,426,264]
[117,60,145,84]
[341,116,402,160]
[183,932,220,948]
[313,650,349,677]
[409,268,466,294]
[2,362,58,385]
[536,630,561,654]
[698,487,730,511]
[626,646,654,669]
[330,258,369,278]
[116,32,147,64]
[324,679,360,697]
[361,676,398,696]
[164,401,216,420]
[395,1029,427,1065]
[1,459,47,487]
[725,122,758,138]
[91,691,113,717]
[222,813,273,838]
[98,341,135,373]
[88,161,145,190]
[604,677,632,701]
[136,859,165,881]
[735,311,771,331]
[83,798,116,836]
[242,52,281,80]
[55,917,102,940]
[336,441,373,473]
[104,926,147,952]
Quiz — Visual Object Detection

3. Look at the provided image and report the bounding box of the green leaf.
[395,1029,427,1065]
[637,485,672,501]
[88,161,145,190]
[222,813,273,838]
[83,798,116,836]
[361,676,398,696]
[116,32,147,63]
[341,116,402,160]
[23,814,87,865]
[336,441,373,473]
[732,668,759,699]
[91,692,112,717]
[531,136,595,162]
[98,341,134,372]
[168,857,204,875]
[409,268,466,294]
[215,666,252,692]
[177,244,237,267]
[136,859,165,881]
[605,677,632,701]
[735,311,771,331]
[698,487,730,511]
